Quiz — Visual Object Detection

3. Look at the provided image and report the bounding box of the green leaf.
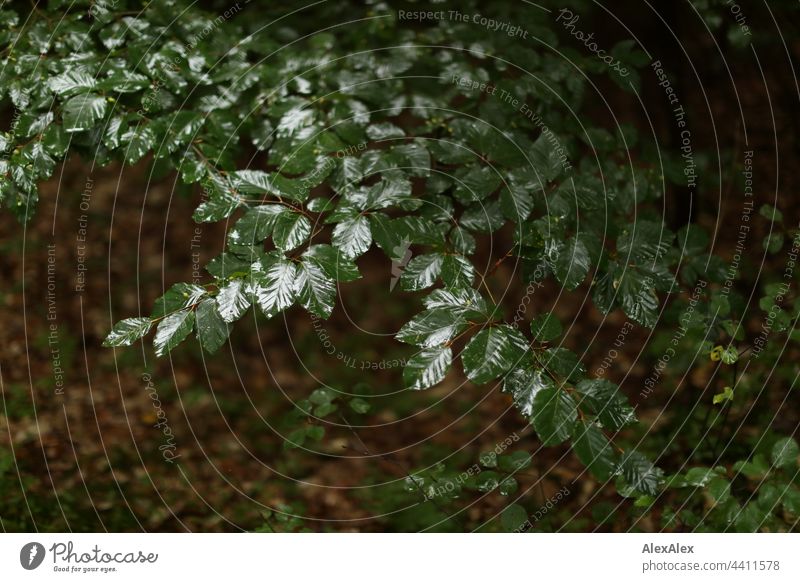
[423,287,488,318]
[303,244,361,282]
[497,451,532,472]
[682,467,716,487]
[479,450,499,468]
[529,132,564,182]
[231,170,309,200]
[503,367,552,418]
[541,347,585,380]
[449,224,476,254]
[713,386,734,405]
[677,224,709,255]
[230,170,271,193]
[48,70,97,96]
[272,211,311,251]
[196,298,231,353]
[462,325,528,384]
[762,232,785,255]
[364,177,412,209]
[498,477,519,497]
[252,258,298,318]
[771,437,799,469]
[153,309,195,357]
[574,378,636,430]
[619,451,663,496]
[616,269,659,328]
[151,283,207,318]
[530,312,562,342]
[404,347,452,390]
[103,317,152,347]
[551,237,591,290]
[781,487,800,514]
[295,259,336,318]
[469,471,501,493]
[122,124,156,165]
[369,213,408,260]
[734,502,764,532]
[349,398,371,414]
[307,197,334,212]
[460,200,505,233]
[206,253,253,279]
[193,189,241,223]
[332,214,372,258]
[399,253,443,292]
[720,346,739,365]
[532,388,577,446]
[500,504,528,532]
[617,220,673,261]
[305,425,325,441]
[572,421,617,481]
[97,69,149,93]
[62,93,107,133]
[103,116,125,149]
[759,204,783,222]
[272,174,311,202]
[284,428,306,450]
[499,184,534,222]
[453,165,501,203]
[394,142,430,177]
[228,205,286,245]
[370,214,442,259]
[309,388,335,406]
[215,279,251,323]
[366,122,405,140]
[396,308,467,348]
[441,254,474,288]
[313,403,336,418]
[706,476,731,504]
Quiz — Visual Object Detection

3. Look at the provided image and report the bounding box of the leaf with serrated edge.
[252,259,297,318]
[404,347,452,390]
[462,326,527,384]
[572,421,617,481]
[272,211,311,251]
[154,310,195,357]
[396,309,467,348]
[532,388,577,446]
[303,244,361,282]
[503,367,552,418]
[619,451,663,495]
[103,317,152,347]
[228,205,286,245]
[400,253,443,292]
[441,254,474,288]
[423,287,486,313]
[196,298,231,353]
[62,93,107,132]
[295,259,336,318]
[332,215,372,258]
[215,279,251,323]
[552,237,591,290]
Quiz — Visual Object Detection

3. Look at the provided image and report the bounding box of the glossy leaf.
[154,309,195,357]
[404,347,453,390]
[532,388,577,446]
[103,317,152,347]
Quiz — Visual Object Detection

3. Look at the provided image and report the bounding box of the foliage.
[2,0,797,532]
